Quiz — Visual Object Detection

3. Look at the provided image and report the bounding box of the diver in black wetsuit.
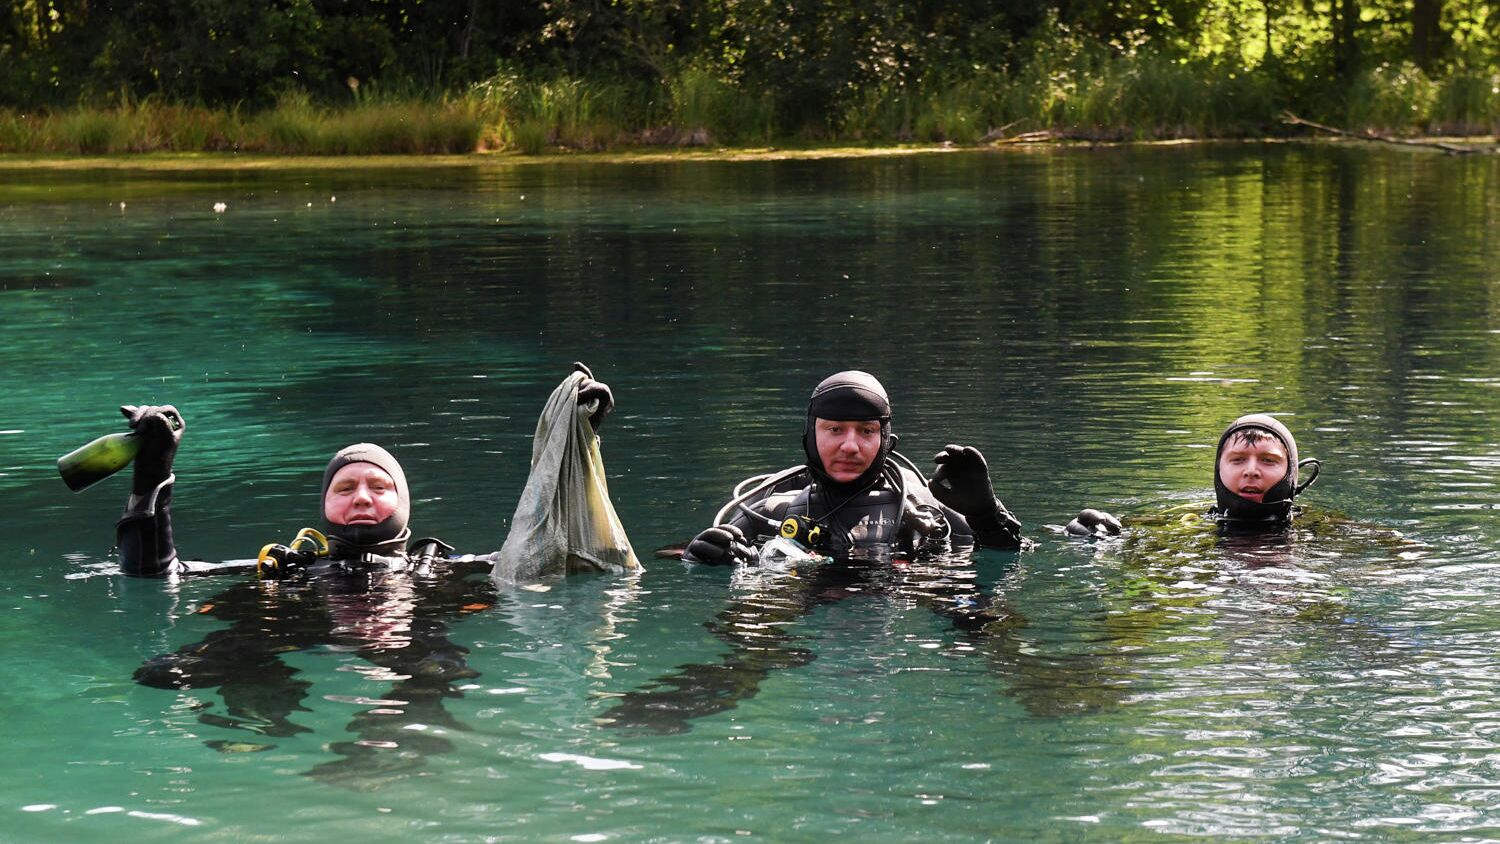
[1065,413,1321,538]
[116,366,614,577]
[109,366,614,788]
[600,372,1026,735]
[680,370,1022,565]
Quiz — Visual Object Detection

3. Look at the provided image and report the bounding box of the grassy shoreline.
[0,135,1493,174]
[3,55,1495,158]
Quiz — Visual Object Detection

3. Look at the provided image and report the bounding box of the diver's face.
[814,418,882,483]
[1217,435,1289,503]
[324,463,400,526]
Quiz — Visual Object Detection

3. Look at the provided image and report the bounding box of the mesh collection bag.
[492,372,640,584]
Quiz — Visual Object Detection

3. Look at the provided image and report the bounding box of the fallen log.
[1282,112,1493,155]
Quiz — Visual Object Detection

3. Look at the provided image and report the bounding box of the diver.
[605,373,1026,734]
[1055,414,1423,708]
[1065,413,1321,538]
[680,370,1023,566]
[103,365,616,787]
[115,364,615,577]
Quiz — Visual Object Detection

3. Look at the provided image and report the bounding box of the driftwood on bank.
[1282,112,1494,155]
[979,121,1025,143]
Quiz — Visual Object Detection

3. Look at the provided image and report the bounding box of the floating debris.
[205,740,275,753]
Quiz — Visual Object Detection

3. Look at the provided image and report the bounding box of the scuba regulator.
[256,528,330,578]
[778,514,827,551]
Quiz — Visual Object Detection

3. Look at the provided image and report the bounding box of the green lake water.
[1,144,1498,842]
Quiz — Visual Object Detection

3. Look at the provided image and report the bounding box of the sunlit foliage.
[0,0,1493,147]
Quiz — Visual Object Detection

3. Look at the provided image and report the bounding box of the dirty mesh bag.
[492,372,640,583]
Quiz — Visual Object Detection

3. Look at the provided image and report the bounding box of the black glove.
[899,500,945,555]
[929,444,999,519]
[1065,509,1122,538]
[682,524,753,566]
[931,444,1024,549]
[121,404,184,496]
[573,362,614,431]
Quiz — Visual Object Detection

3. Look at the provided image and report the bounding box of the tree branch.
[1282,111,1493,155]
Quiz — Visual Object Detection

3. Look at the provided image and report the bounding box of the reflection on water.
[602,546,1030,735]
[132,559,495,790]
[2,145,1499,840]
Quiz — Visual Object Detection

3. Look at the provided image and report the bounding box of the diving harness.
[713,451,952,566]
[256,528,455,578]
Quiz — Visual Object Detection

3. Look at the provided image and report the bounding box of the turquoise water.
[2,145,1499,841]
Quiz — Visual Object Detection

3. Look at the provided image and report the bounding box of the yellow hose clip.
[289,527,330,557]
[256,528,330,577]
[255,543,282,577]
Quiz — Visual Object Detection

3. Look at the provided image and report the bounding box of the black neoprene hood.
[320,443,412,556]
[1212,414,1301,522]
[802,370,894,492]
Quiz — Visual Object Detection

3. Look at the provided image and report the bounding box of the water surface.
[2,145,1499,841]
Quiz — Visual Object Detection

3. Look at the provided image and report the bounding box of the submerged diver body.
[1058,414,1426,707]
[1066,413,1321,539]
[111,367,616,787]
[603,371,1027,734]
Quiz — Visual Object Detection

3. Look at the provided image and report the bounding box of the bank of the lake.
[3,53,1496,158]
[0,136,1495,185]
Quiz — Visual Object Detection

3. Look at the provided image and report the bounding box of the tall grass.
[1428,64,1500,136]
[1327,61,1499,136]
[471,72,649,152]
[1,55,1492,156]
[840,73,1006,143]
[838,55,1279,142]
[1342,63,1441,132]
[0,96,482,155]
[838,50,1493,143]
[255,91,482,154]
[667,66,776,145]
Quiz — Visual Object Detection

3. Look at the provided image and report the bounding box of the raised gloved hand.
[1065,508,1122,538]
[681,524,753,566]
[120,404,184,496]
[931,443,1024,549]
[929,444,998,519]
[573,362,614,431]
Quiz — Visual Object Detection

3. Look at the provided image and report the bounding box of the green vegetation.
[1,0,1494,154]
[0,97,483,155]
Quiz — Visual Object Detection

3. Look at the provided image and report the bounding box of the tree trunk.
[1333,0,1360,79]
[1410,0,1447,71]
[459,0,480,60]
[1263,0,1276,60]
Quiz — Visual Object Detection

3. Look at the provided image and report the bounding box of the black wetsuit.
[115,474,486,576]
[116,476,497,788]
[722,463,1022,557]
[109,374,617,786]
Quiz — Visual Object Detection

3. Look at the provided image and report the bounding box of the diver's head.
[1218,427,1288,503]
[803,370,893,491]
[1213,414,1304,523]
[320,443,411,557]
[813,419,884,483]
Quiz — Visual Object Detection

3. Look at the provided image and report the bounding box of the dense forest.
[1,0,1495,152]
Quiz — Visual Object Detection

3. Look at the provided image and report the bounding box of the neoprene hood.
[320,443,412,556]
[802,370,894,493]
[1212,414,1307,523]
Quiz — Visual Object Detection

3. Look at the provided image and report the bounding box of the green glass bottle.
[57,431,141,492]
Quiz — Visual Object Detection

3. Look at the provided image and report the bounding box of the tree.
[1410,0,1449,69]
